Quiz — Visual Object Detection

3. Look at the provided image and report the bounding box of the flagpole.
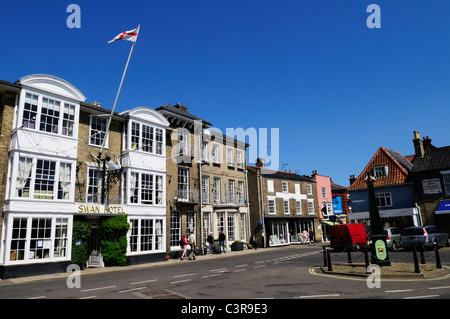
[100,25,139,157]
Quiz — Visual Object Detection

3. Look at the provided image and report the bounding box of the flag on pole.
[108,26,140,44]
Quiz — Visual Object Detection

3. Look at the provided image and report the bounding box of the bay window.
[8,216,70,263]
[14,156,72,201]
[20,92,78,137]
[128,171,164,205]
[129,218,164,254]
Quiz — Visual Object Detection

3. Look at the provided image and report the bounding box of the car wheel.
[392,242,397,251]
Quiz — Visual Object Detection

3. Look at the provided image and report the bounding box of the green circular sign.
[375,239,387,260]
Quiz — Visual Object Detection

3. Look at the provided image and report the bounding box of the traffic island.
[319,262,449,279]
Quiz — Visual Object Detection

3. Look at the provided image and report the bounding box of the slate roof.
[248,165,316,183]
[411,146,450,172]
[156,104,212,126]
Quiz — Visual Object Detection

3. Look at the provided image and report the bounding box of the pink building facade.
[309,170,334,241]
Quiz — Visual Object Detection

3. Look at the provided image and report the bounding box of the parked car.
[400,226,449,249]
[330,224,368,250]
[384,227,402,251]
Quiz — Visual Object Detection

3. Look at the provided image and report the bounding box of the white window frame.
[213,177,221,203]
[374,165,389,178]
[127,171,165,206]
[375,192,392,207]
[227,147,235,167]
[19,91,79,139]
[282,181,288,193]
[283,200,290,214]
[212,143,220,163]
[321,187,327,199]
[307,184,313,195]
[5,214,72,265]
[268,197,276,215]
[178,168,189,201]
[267,180,274,193]
[170,211,181,248]
[128,218,164,254]
[13,155,74,202]
[296,200,302,215]
[89,116,108,148]
[236,150,244,169]
[308,199,315,215]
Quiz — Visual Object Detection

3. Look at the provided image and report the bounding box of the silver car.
[384,227,402,251]
[400,226,449,249]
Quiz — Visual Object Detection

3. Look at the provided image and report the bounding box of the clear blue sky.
[2,0,449,187]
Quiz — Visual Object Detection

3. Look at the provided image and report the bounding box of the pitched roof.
[248,165,315,183]
[156,104,212,126]
[411,146,450,172]
[348,146,412,191]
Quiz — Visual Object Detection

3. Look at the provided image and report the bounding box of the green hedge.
[100,215,130,266]
[71,221,92,268]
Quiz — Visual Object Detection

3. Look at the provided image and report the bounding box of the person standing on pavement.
[180,234,188,260]
[207,232,214,254]
[219,230,226,253]
[188,230,196,260]
[250,234,258,250]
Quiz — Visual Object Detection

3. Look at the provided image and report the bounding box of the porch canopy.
[348,207,418,220]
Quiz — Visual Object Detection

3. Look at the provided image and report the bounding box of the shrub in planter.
[100,215,130,266]
[71,221,92,268]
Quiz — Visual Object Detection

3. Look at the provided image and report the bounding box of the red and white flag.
[108,26,140,44]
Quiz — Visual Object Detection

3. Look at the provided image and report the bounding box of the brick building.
[248,159,321,247]
[156,103,249,254]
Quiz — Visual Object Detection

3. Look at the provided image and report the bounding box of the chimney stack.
[413,131,425,158]
[256,158,265,168]
[349,174,356,186]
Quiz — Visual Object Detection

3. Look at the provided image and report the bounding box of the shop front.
[265,216,316,246]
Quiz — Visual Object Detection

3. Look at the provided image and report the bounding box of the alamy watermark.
[366,264,381,289]
[169,120,280,172]
[65,4,380,30]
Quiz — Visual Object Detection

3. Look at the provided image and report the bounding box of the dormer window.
[374,165,389,177]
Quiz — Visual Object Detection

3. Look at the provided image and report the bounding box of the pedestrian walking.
[180,234,187,260]
[207,232,214,254]
[219,230,226,253]
[250,234,258,250]
[188,230,196,260]
[302,229,309,244]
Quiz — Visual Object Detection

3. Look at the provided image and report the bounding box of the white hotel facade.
[0,74,169,278]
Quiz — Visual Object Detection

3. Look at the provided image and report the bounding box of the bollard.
[323,247,328,267]
[435,244,442,269]
[419,246,426,264]
[327,249,333,271]
[347,249,352,264]
[412,246,420,273]
[364,249,370,267]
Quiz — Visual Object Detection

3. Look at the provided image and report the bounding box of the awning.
[436,200,450,215]
[348,207,418,220]
[321,220,338,226]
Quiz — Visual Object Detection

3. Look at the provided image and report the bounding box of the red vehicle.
[330,224,368,250]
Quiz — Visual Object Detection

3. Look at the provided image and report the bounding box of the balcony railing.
[177,189,199,202]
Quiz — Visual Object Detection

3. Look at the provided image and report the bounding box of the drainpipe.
[245,168,251,241]
[259,171,266,248]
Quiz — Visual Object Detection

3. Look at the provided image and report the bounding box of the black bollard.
[412,246,420,273]
[420,246,426,264]
[435,244,442,269]
[347,249,352,264]
[364,249,369,268]
[327,249,333,271]
[323,247,328,267]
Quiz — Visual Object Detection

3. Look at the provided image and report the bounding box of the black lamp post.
[366,170,391,267]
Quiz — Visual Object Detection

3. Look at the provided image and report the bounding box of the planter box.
[231,242,244,251]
